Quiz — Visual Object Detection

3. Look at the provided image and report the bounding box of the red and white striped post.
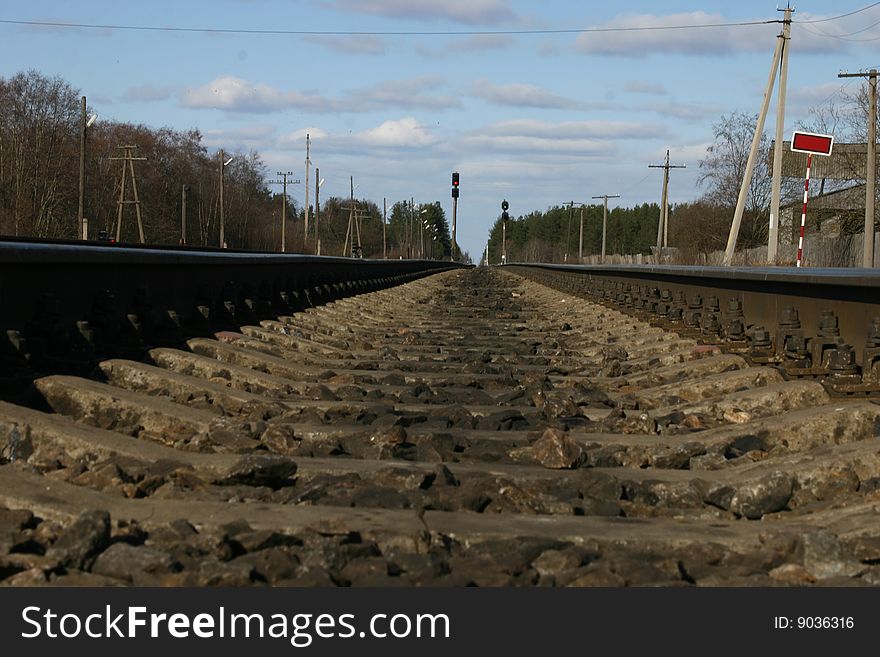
[796,153,812,268]
[790,131,834,268]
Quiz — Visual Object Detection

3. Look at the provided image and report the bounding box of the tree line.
[486,203,660,264]
[0,69,454,258]
[5,68,874,262]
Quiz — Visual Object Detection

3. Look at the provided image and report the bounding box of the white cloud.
[482,118,666,140]
[417,34,515,57]
[121,84,176,102]
[624,81,668,96]
[664,142,711,164]
[273,118,438,153]
[790,8,880,53]
[356,76,460,110]
[574,11,788,56]
[787,83,848,109]
[202,124,278,149]
[471,79,582,110]
[282,127,330,143]
[454,34,516,51]
[359,117,439,147]
[180,76,329,113]
[331,0,518,25]
[458,118,668,157]
[650,101,723,120]
[303,35,386,55]
[462,134,615,155]
[179,75,459,113]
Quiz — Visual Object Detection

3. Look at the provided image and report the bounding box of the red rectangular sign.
[791,131,834,156]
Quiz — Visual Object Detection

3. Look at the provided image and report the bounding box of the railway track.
[1,261,880,587]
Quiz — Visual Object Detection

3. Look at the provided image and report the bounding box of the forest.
[0,70,453,259]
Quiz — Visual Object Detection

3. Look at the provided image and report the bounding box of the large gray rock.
[46,510,110,570]
[215,454,297,487]
[516,428,585,469]
[728,472,793,519]
[802,530,863,580]
[92,543,176,583]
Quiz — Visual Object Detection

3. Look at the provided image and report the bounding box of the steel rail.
[503,263,880,395]
[0,239,467,368]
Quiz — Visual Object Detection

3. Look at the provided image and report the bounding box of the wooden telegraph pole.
[592,194,620,264]
[315,167,321,255]
[724,28,784,265]
[649,151,685,254]
[76,97,98,239]
[181,184,189,245]
[501,199,509,264]
[304,133,311,248]
[839,68,878,268]
[269,171,299,252]
[769,5,794,263]
[566,201,587,262]
[218,150,234,248]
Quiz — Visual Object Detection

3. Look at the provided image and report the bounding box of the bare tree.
[698,111,772,248]
[0,70,79,237]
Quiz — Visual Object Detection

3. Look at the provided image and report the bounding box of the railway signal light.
[452,171,459,198]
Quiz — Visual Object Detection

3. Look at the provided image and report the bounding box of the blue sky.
[2,1,880,258]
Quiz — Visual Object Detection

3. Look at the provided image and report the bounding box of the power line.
[832,17,880,36]
[4,4,879,38]
[799,22,880,42]
[0,17,780,37]
[794,2,880,24]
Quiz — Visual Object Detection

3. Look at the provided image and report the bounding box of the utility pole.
[501,199,510,264]
[78,96,88,239]
[565,201,574,262]
[343,176,354,257]
[769,4,794,264]
[566,201,587,262]
[383,197,387,259]
[649,151,686,252]
[181,184,189,245]
[279,171,294,253]
[304,133,311,247]
[579,205,584,262]
[343,176,363,258]
[840,68,878,268]
[219,149,225,248]
[218,149,234,248]
[724,32,784,265]
[111,145,147,244]
[592,194,620,264]
[314,167,321,255]
[267,172,300,252]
